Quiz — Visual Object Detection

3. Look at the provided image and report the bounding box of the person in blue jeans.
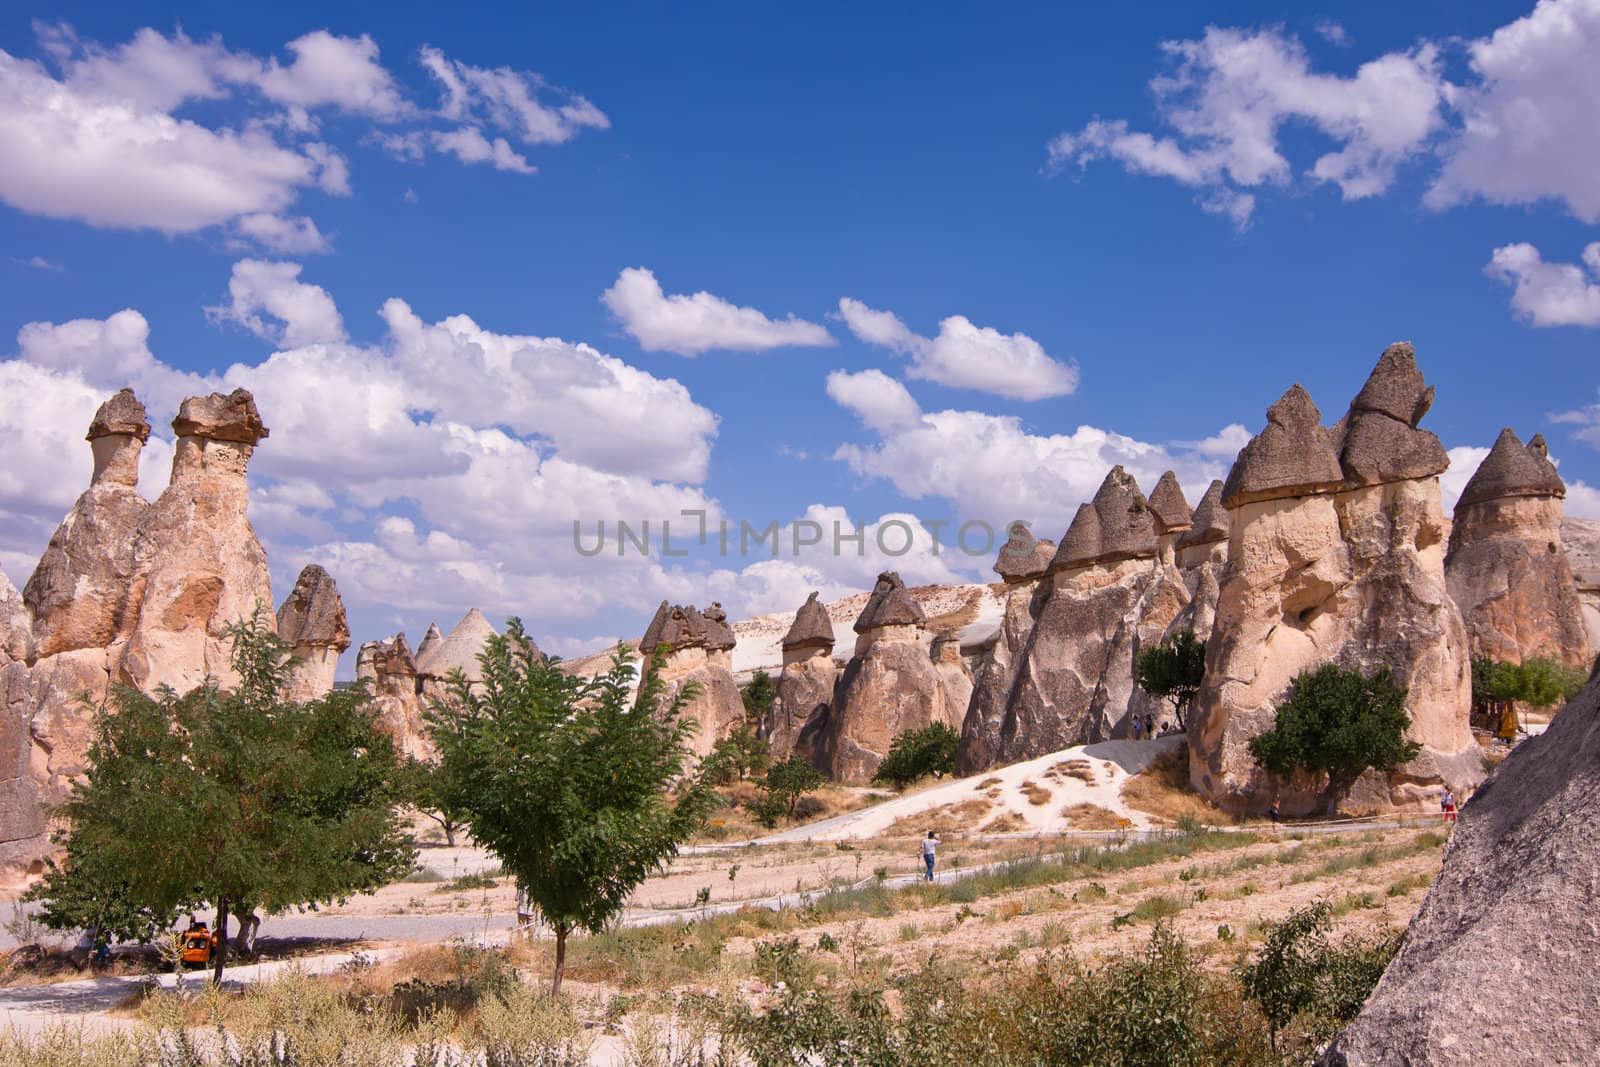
[921,830,941,881]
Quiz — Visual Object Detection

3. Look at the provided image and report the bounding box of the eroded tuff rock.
[25,389,153,659]
[1335,344,1449,488]
[765,592,837,762]
[119,390,274,693]
[1324,674,1600,1066]
[933,634,974,727]
[958,535,1056,774]
[1445,429,1589,668]
[641,601,743,760]
[960,469,1190,772]
[993,522,1055,584]
[1167,479,1230,642]
[822,573,956,782]
[1561,517,1600,653]
[0,566,29,666]
[275,565,350,703]
[416,608,501,704]
[356,633,430,758]
[1191,347,1480,815]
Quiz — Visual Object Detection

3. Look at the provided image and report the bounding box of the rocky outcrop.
[1168,479,1230,641]
[822,572,957,782]
[416,608,501,704]
[933,634,973,724]
[1445,429,1589,669]
[0,566,29,667]
[640,601,744,760]
[1191,344,1481,815]
[275,565,350,702]
[24,389,152,660]
[959,468,1191,772]
[1561,517,1600,653]
[356,633,430,758]
[118,390,274,693]
[1148,471,1192,566]
[1324,674,1600,1066]
[993,521,1055,583]
[764,592,837,762]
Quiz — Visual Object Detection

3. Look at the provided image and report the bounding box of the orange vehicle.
[180,922,218,966]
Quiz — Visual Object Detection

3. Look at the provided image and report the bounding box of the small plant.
[1135,628,1206,728]
[871,723,960,790]
[1217,923,1235,943]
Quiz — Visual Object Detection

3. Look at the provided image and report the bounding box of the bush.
[871,723,960,790]
[1135,628,1206,728]
[750,755,826,825]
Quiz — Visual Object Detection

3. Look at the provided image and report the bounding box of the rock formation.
[821,572,957,782]
[1191,344,1481,815]
[1167,479,1230,640]
[932,633,973,725]
[119,389,274,693]
[640,601,744,760]
[764,592,837,762]
[275,565,350,702]
[1445,428,1589,668]
[356,633,430,758]
[416,608,501,704]
[1560,517,1600,653]
[24,389,152,660]
[1324,673,1600,1065]
[960,468,1191,771]
[0,566,28,667]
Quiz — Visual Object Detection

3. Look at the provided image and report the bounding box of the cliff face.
[1190,344,1480,815]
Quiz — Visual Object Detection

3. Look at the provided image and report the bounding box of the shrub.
[870,723,960,790]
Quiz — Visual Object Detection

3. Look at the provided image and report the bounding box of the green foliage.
[1134,628,1207,727]
[869,723,959,790]
[707,722,771,785]
[741,670,777,720]
[755,755,826,823]
[1248,663,1421,813]
[397,755,470,846]
[425,624,717,996]
[1239,901,1402,1055]
[28,609,414,980]
[1472,655,1585,711]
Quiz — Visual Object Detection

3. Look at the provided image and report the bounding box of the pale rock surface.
[356,633,431,758]
[765,592,836,761]
[822,573,956,782]
[1169,479,1230,644]
[118,390,274,693]
[416,608,501,704]
[1446,429,1589,668]
[25,389,153,660]
[1560,517,1600,653]
[1324,673,1600,1066]
[933,633,974,728]
[1191,350,1480,815]
[275,564,350,702]
[993,522,1055,584]
[641,601,744,760]
[0,566,29,666]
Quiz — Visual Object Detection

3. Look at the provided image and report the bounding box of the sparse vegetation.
[870,722,960,790]
[750,755,827,827]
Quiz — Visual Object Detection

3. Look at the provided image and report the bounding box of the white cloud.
[254,31,408,119]
[837,298,1079,401]
[207,259,347,347]
[1048,25,1445,224]
[1427,0,1600,222]
[1565,480,1600,521]
[1441,445,1492,514]
[826,369,923,433]
[601,267,834,356]
[1485,242,1600,328]
[16,308,212,416]
[417,45,609,145]
[232,212,331,254]
[429,127,535,173]
[1314,19,1352,47]
[12,255,62,271]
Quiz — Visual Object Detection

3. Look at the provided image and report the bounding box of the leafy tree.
[707,722,772,785]
[741,670,777,720]
[426,623,718,998]
[1240,901,1401,1055]
[1472,655,1586,737]
[1135,629,1206,729]
[30,610,414,982]
[755,755,826,824]
[870,723,960,790]
[1247,663,1421,815]
[398,756,469,847]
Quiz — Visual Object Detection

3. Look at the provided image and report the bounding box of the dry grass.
[1060,803,1127,831]
[1019,780,1052,806]
[1048,759,1097,784]
[982,812,1027,833]
[1121,748,1227,826]
[889,798,992,835]
[977,777,1004,789]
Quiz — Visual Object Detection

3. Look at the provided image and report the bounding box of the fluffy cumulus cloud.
[837,298,1079,401]
[1485,243,1600,328]
[601,267,835,356]
[826,369,1243,535]
[1049,1,1600,228]
[0,23,607,249]
[207,259,348,347]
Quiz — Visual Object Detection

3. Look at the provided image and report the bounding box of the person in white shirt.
[921,830,941,882]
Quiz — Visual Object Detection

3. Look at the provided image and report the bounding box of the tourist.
[1132,716,1143,741]
[921,830,941,882]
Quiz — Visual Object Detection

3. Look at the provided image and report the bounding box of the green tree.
[741,670,777,720]
[426,623,718,998]
[398,756,469,847]
[1247,663,1421,815]
[1135,628,1206,729]
[1472,655,1586,733]
[30,610,414,982]
[755,755,826,824]
[707,722,771,785]
[870,723,960,790]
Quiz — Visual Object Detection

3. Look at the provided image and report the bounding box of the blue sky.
[1,1,1597,663]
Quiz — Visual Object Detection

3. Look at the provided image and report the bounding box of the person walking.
[1441,787,1458,824]
[1132,716,1143,741]
[921,830,941,882]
